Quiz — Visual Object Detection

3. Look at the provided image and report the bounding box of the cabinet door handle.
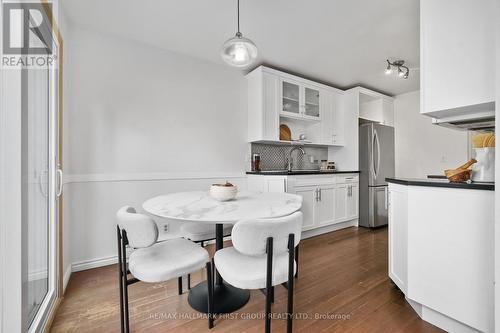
[315,188,318,201]
[319,188,322,201]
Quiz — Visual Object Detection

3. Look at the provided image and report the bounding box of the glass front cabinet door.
[280,79,321,120]
[304,86,320,118]
[281,80,301,115]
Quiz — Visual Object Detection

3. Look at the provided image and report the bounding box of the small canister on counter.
[252,153,261,172]
[320,160,328,171]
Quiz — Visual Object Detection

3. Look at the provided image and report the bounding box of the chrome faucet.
[288,147,306,172]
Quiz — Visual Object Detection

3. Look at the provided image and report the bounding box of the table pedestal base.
[188,281,250,314]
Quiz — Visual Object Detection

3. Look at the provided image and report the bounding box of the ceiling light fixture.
[220,0,258,68]
[385,59,410,79]
[385,60,392,75]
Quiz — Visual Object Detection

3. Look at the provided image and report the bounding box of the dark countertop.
[386,177,494,191]
[246,170,360,176]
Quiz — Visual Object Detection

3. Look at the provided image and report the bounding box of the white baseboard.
[71,255,118,272]
[63,266,72,293]
[302,219,358,239]
[406,297,480,333]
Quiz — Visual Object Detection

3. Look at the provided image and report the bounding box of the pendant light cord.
[237,0,240,33]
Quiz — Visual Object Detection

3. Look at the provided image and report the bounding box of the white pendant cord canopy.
[220,0,258,67]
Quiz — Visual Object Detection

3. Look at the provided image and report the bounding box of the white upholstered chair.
[213,211,302,333]
[116,206,213,333]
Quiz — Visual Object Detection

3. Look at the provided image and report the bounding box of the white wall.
[62,24,248,285]
[394,90,468,178]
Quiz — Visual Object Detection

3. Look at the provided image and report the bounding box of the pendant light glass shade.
[221,32,258,67]
[221,0,258,67]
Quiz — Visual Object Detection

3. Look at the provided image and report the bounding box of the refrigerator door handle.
[375,130,381,180]
[371,131,377,179]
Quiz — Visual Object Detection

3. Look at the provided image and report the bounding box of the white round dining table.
[142,190,302,314]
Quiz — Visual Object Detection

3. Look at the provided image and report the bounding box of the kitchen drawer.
[288,175,336,187]
[336,174,359,184]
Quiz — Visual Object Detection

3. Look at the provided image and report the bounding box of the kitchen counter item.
[444,159,477,182]
[472,148,495,182]
[386,177,494,191]
[251,153,261,172]
[279,124,291,141]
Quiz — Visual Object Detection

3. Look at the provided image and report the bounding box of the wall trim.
[63,172,247,184]
[71,255,118,272]
[62,266,72,293]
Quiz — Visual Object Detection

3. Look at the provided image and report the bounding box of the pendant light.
[220,0,258,67]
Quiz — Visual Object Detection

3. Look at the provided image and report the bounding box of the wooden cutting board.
[280,124,291,141]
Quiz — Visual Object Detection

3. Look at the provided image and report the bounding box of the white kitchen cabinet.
[247,69,280,142]
[247,175,287,193]
[292,186,316,231]
[290,184,335,230]
[351,87,394,126]
[388,184,408,293]
[249,174,359,232]
[280,79,321,121]
[334,184,348,221]
[388,182,494,332]
[246,66,346,146]
[335,175,359,223]
[316,185,335,226]
[320,90,345,145]
[420,0,495,119]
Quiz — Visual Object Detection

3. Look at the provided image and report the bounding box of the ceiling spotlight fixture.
[385,60,392,75]
[220,0,258,68]
[385,59,410,79]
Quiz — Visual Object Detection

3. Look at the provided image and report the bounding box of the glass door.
[22,19,60,333]
[281,80,301,116]
[304,86,320,118]
[24,65,52,327]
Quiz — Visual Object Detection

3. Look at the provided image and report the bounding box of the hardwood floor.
[51,227,443,333]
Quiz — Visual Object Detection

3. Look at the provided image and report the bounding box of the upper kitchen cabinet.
[420,0,495,120]
[281,79,321,120]
[346,87,394,126]
[246,66,346,146]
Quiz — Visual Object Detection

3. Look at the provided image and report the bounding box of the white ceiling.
[62,0,420,96]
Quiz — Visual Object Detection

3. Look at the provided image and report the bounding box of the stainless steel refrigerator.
[359,123,395,228]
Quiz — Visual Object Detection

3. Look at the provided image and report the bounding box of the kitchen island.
[387,178,494,333]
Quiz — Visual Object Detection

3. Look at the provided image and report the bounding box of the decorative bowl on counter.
[210,182,238,201]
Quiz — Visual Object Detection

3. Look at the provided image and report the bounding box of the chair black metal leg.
[121,231,130,333]
[265,237,273,333]
[287,236,296,333]
[295,245,299,278]
[117,228,125,333]
[206,262,214,329]
[187,273,191,290]
[178,276,183,295]
[215,224,224,285]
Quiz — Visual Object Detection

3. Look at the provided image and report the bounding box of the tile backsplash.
[251,143,328,171]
